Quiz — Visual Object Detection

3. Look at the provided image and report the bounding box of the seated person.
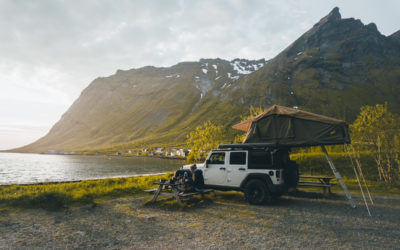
[172,164,204,193]
[173,169,192,180]
[186,164,204,192]
[171,168,192,192]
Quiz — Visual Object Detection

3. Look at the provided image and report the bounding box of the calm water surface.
[0,153,184,185]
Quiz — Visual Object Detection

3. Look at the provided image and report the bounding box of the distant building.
[175,148,188,157]
[154,147,164,156]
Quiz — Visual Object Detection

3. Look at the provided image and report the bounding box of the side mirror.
[205,159,210,168]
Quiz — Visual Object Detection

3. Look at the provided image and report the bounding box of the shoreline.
[0,151,187,161]
[0,172,170,187]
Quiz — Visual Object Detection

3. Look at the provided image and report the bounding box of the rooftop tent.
[232,105,350,147]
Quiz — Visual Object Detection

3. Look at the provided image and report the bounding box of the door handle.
[219,167,226,170]
[238,168,246,171]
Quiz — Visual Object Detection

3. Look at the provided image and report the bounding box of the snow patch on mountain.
[165,74,180,78]
[230,59,266,75]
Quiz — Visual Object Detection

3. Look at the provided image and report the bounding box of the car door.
[203,151,227,186]
[225,151,248,187]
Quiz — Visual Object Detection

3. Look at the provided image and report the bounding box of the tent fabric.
[233,105,350,147]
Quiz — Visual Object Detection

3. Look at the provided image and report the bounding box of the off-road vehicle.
[183,143,299,205]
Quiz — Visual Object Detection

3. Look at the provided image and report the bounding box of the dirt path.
[1,191,400,249]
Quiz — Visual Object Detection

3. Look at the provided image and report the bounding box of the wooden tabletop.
[299,176,335,179]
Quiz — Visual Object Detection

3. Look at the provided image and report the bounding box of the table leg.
[151,185,163,203]
[171,188,182,206]
[323,178,332,195]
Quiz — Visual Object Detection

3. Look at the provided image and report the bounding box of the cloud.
[0,0,399,149]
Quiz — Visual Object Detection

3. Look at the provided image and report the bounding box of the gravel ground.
[1,191,400,249]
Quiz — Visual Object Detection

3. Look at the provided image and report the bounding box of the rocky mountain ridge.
[16,7,400,153]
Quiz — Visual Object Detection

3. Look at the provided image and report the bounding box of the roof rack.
[218,143,279,150]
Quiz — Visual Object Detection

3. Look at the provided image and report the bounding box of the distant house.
[141,148,148,152]
[175,148,187,157]
[154,147,164,156]
[176,149,183,157]
[127,149,132,154]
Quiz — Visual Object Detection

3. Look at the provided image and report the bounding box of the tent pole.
[321,145,356,208]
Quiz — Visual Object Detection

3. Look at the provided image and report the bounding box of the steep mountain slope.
[17,58,265,152]
[17,7,400,153]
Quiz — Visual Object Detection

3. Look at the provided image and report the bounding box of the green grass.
[332,177,400,196]
[295,177,400,197]
[2,173,398,212]
[0,173,173,210]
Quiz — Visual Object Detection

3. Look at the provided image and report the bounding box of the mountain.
[16,58,265,153]
[223,7,400,119]
[16,7,400,153]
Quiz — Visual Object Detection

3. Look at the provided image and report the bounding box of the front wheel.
[244,179,273,205]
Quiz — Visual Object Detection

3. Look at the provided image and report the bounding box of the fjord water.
[0,153,183,185]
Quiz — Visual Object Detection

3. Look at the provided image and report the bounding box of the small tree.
[186,121,226,163]
[350,103,400,182]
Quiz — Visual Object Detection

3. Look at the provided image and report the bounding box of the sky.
[0,0,399,150]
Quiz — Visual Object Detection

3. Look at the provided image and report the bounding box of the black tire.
[244,179,272,205]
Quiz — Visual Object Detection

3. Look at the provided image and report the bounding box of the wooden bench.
[297,176,336,195]
[145,182,214,205]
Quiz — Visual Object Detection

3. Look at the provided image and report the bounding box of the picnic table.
[144,181,214,205]
[297,175,336,195]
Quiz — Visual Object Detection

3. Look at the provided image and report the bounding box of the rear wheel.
[244,179,272,205]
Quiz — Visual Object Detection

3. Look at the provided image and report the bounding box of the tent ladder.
[321,145,356,208]
[344,144,373,216]
[351,157,372,216]
[347,144,374,205]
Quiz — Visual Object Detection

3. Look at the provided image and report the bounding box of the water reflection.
[0,153,183,185]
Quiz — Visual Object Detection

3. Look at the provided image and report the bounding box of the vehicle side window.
[230,152,246,165]
[208,152,225,164]
[248,151,272,169]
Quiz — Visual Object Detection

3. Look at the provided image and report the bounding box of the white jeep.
[183,144,299,205]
